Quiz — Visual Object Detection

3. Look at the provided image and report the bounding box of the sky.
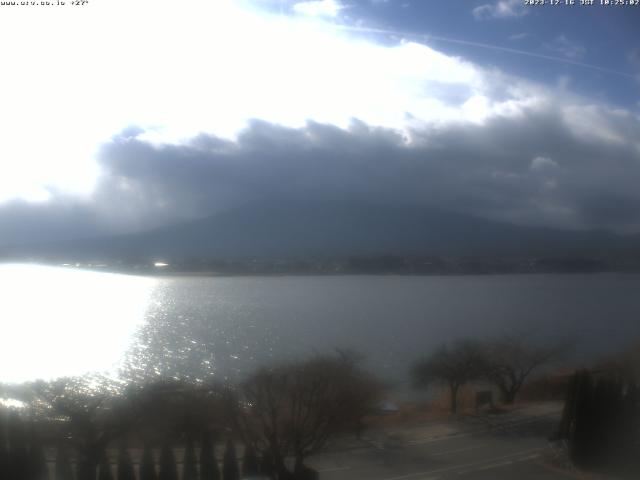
[1,0,640,247]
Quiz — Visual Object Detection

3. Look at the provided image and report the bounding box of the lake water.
[2,264,640,386]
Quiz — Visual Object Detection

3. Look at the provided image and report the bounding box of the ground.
[307,402,595,480]
[44,402,618,479]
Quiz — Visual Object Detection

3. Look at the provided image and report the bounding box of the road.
[308,404,573,480]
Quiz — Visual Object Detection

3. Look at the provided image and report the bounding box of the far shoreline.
[3,261,638,278]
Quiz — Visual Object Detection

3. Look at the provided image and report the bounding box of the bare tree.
[230,353,381,478]
[226,368,289,475]
[482,335,565,404]
[412,340,486,414]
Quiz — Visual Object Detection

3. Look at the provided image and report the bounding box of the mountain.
[2,200,639,263]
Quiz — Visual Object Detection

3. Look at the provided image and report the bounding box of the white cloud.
[628,48,640,70]
[543,35,586,60]
[473,0,528,20]
[509,32,529,41]
[556,75,572,91]
[561,104,635,146]
[293,0,344,17]
[0,0,525,204]
[2,90,640,242]
[530,156,558,171]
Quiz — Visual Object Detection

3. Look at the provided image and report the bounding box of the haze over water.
[2,264,640,386]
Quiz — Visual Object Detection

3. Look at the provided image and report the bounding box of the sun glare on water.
[0,264,156,384]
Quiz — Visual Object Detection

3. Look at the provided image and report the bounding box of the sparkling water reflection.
[3,267,640,387]
[0,264,155,383]
[132,273,640,387]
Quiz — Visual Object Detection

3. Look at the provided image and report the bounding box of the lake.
[2,264,640,386]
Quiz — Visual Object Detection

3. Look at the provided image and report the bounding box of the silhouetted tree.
[121,379,226,446]
[139,445,157,480]
[557,371,578,440]
[230,353,380,476]
[619,382,639,464]
[98,451,114,480]
[199,431,220,480]
[0,431,8,480]
[293,464,319,480]
[412,340,486,414]
[18,376,133,480]
[222,439,239,480]
[241,444,259,477]
[8,412,30,480]
[158,443,178,480]
[54,443,74,480]
[182,437,197,480]
[482,336,564,404]
[562,370,593,466]
[607,341,640,383]
[76,458,96,480]
[116,445,136,480]
[559,369,640,471]
[259,449,276,479]
[28,432,49,480]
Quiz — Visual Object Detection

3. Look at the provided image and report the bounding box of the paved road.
[308,405,573,480]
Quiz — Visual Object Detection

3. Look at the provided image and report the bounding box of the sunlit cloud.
[543,35,586,60]
[293,0,345,17]
[530,156,558,172]
[0,0,521,204]
[473,0,528,20]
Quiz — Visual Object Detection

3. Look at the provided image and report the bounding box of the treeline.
[0,411,48,480]
[557,369,640,475]
[0,352,382,480]
[18,254,624,276]
[0,416,269,480]
[411,335,566,413]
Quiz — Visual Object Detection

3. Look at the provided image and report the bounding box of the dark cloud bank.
[2,101,640,259]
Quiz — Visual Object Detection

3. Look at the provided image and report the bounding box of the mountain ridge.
[2,200,638,263]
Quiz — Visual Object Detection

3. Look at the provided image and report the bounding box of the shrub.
[222,439,239,480]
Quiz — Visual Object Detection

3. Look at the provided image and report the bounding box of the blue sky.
[257,0,639,108]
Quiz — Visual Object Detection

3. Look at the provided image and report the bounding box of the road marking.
[464,459,513,473]
[430,444,486,456]
[406,431,476,445]
[381,448,543,480]
[317,466,351,473]
[458,460,513,474]
[406,414,559,446]
[457,454,541,475]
